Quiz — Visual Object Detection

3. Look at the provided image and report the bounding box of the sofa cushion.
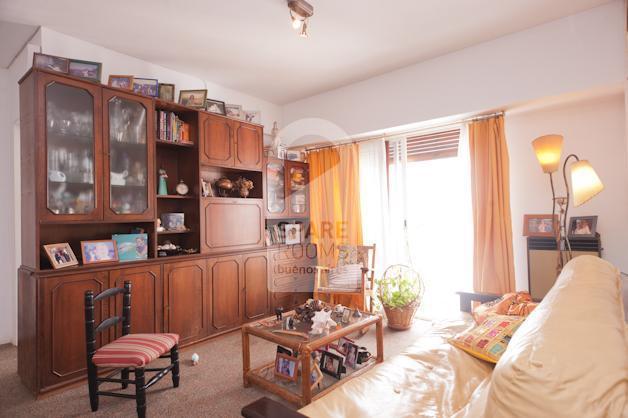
[450,314,525,363]
[484,256,627,418]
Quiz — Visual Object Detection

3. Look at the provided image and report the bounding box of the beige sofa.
[245,256,627,417]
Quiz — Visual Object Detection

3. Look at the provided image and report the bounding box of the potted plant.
[377,265,424,330]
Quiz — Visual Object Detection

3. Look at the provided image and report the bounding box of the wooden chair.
[84,281,180,418]
[314,244,376,312]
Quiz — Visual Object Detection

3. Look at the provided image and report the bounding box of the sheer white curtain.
[359,125,473,318]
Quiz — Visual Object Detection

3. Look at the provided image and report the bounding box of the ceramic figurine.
[275,306,284,321]
[158,168,168,195]
[310,310,336,335]
[191,353,199,366]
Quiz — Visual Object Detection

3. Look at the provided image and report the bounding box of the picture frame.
[132,78,159,97]
[108,75,134,90]
[335,336,355,355]
[205,98,226,115]
[68,59,102,82]
[158,83,175,102]
[274,352,298,382]
[522,214,558,237]
[179,89,207,109]
[343,342,360,368]
[225,104,243,119]
[276,345,293,357]
[341,308,352,323]
[243,109,261,124]
[43,243,78,269]
[568,216,598,239]
[319,350,344,379]
[161,213,186,231]
[33,52,69,74]
[284,224,301,245]
[201,178,214,197]
[112,233,148,262]
[80,240,119,265]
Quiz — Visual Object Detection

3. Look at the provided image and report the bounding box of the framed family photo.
[68,59,102,82]
[33,53,69,74]
[133,78,159,97]
[81,240,119,265]
[108,75,134,90]
[158,83,175,102]
[179,90,207,108]
[568,216,597,239]
[43,243,78,269]
[225,104,242,119]
[320,350,344,379]
[205,98,226,115]
[274,352,298,382]
[112,233,148,262]
[523,214,558,237]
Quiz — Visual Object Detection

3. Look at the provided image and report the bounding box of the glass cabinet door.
[266,160,286,216]
[288,163,308,217]
[45,81,99,218]
[104,90,153,219]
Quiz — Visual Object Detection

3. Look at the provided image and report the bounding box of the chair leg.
[135,368,146,418]
[87,361,99,412]
[121,367,129,389]
[171,344,180,388]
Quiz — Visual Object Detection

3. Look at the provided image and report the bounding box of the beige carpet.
[0,320,431,418]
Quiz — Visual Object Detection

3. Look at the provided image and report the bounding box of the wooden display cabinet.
[18,68,312,397]
[265,158,310,219]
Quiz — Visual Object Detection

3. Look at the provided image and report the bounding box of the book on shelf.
[156,110,192,144]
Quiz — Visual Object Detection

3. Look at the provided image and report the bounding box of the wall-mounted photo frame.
[33,52,69,74]
[43,243,78,269]
[179,89,207,108]
[568,215,598,239]
[205,98,226,115]
[158,83,175,102]
[133,78,159,97]
[81,240,119,265]
[522,214,558,237]
[274,352,298,382]
[68,59,102,83]
[108,75,134,90]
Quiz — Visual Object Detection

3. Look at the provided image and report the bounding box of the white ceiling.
[0,0,611,103]
[0,20,37,68]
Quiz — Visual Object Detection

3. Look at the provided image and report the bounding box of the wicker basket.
[383,300,419,330]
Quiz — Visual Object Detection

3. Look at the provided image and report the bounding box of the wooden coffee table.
[242,310,384,407]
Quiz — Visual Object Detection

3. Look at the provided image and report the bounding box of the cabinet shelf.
[157,229,192,235]
[156,139,195,148]
[157,194,196,200]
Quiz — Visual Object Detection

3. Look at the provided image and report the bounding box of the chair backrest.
[84,282,132,358]
[337,244,376,271]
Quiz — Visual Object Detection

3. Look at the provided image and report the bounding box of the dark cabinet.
[243,252,269,321]
[209,256,243,331]
[109,265,162,338]
[199,113,234,167]
[201,197,264,253]
[164,260,209,344]
[40,271,109,390]
[234,123,263,170]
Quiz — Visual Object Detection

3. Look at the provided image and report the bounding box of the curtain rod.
[303,111,504,152]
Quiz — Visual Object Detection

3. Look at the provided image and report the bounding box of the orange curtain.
[308,144,363,306]
[469,116,515,294]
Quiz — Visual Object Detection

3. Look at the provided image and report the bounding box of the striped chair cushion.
[92,333,179,368]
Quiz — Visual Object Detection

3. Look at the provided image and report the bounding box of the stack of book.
[265,225,284,246]
[157,111,191,143]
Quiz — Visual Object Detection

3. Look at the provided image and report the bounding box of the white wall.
[283,2,625,139]
[39,28,282,134]
[0,67,13,345]
[506,93,628,290]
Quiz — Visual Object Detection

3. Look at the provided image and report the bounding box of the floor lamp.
[531,135,604,273]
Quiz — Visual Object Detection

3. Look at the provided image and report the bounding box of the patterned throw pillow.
[472,292,538,324]
[449,315,525,363]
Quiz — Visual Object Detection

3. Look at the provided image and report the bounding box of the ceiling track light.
[288,0,313,38]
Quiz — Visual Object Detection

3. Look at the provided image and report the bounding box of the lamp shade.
[570,160,604,207]
[532,134,563,173]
